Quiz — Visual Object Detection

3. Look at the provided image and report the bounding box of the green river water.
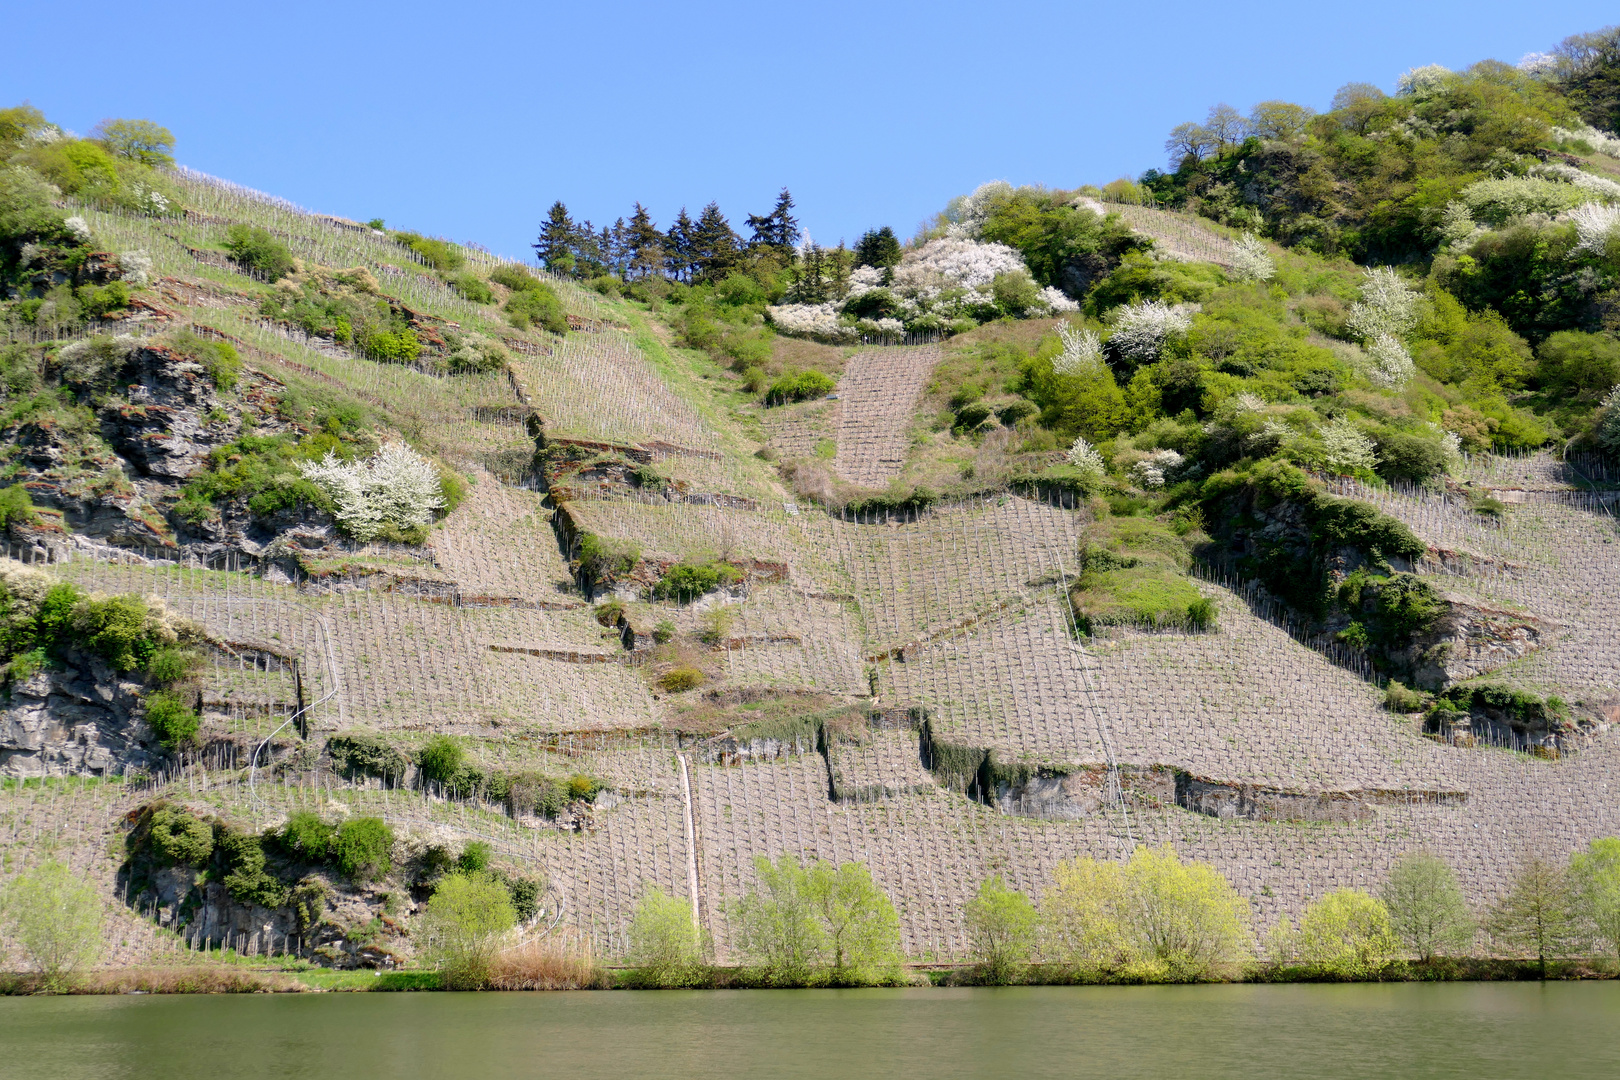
[1,983,1616,1079]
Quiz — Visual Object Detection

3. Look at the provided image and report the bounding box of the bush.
[1186,597,1218,631]
[76,594,158,672]
[143,691,200,749]
[658,667,703,693]
[279,811,336,862]
[489,264,540,291]
[732,855,902,986]
[326,732,411,782]
[148,806,214,865]
[222,224,294,282]
[417,735,465,785]
[576,533,640,583]
[146,646,201,687]
[964,875,1038,983]
[0,859,102,990]
[333,816,394,881]
[459,841,492,874]
[421,871,517,990]
[77,281,130,318]
[1297,889,1400,979]
[1044,845,1253,981]
[1382,680,1428,713]
[765,370,836,405]
[447,272,494,304]
[627,885,705,987]
[652,620,676,644]
[594,599,626,627]
[0,484,38,530]
[503,282,568,335]
[394,231,464,271]
[1374,431,1448,484]
[653,562,734,602]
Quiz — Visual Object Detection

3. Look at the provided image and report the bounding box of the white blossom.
[856,317,905,338]
[1570,201,1620,256]
[1365,333,1416,390]
[63,216,92,243]
[1519,52,1560,77]
[119,249,153,287]
[1596,384,1620,453]
[1053,324,1103,376]
[765,302,857,344]
[1065,436,1106,478]
[1320,418,1378,474]
[1438,202,1481,248]
[126,183,170,216]
[1229,232,1275,282]
[1230,392,1267,413]
[894,238,1027,291]
[1040,285,1079,312]
[1396,64,1452,98]
[1130,449,1184,489]
[1108,300,1196,362]
[1460,176,1592,225]
[298,443,446,542]
[1532,162,1620,201]
[942,181,1013,240]
[1551,124,1620,157]
[1346,267,1419,341]
[1249,419,1296,453]
[844,266,885,298]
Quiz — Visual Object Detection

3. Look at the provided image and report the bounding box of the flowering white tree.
[1230,233,1275,282]
[299,443,445,542]
[1365,333,1417,390]
[766,302,857,343]
[1346,267,1419,341]
[895,238,1028,291]
[942,181,1014,239]
[1571,201,1620,257]
[1130,449,1184,489]
[1320,418,1378,474]
[1597,384,1620,453]
[1041,286,1080,312]
[1065,436,1106,479]
[1532,162,1620,202]
[1053,325,1103,375]
[1108,301,1196,363]
[63,216,92,243]
[1552,125,1620,157]
[119,249,153,286]
[1396,64,1451,97]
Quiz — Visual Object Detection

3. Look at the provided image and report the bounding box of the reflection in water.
[1,983,1618,1080]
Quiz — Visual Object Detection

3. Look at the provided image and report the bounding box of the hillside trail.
[832,345,941,487]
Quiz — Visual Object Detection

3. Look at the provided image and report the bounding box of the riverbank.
[3,958,1616,995]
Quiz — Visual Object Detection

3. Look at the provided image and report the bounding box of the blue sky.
[4,2,1615,259]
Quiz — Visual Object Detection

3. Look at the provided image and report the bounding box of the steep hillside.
[2,29,1620,978]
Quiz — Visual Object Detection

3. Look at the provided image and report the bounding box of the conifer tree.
[747,188,800,252]
[665,208,695,282]
[854,226,902,271]
[797,243,827,303]
[626,203,664,280]
[691,202,740,283]
[534,201,577,276]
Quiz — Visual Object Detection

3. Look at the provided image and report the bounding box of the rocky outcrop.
[0,656,159,778]
[1174,773,1466,822]
[1404,597,1557,690]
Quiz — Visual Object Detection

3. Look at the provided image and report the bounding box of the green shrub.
[447,272,494,304]
[280,811,337,862]
[1186,597,1218,631]
[576,533,640,583]
[76,594,157,671]
[504,875,540,922]
[765,370,836,405]
[458,841,493,874]
[594,599,626,627]
[148,806,213,865]
[77,281,130,317]
[1374,431,1449,484]
[658,667,703,693]
[417,734,465,785]
[222,224,294,282]
[358,326,421,363]
[219,831,289,908]
[327,731,411,782]
[145,647,201,687]
[653,619,676,644]
[590,274,621,297]
[504,285,568,334]
[334,816,394,881]
[393,231,464,271]
[653,562,737,602]
[1383,680,1429,713]
[567,774,600,801]
[165,330,242,390]
[489,264,539,291]
[0,484,38,530]
[143,691,199,749]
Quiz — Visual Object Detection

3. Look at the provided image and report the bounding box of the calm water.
[2,983,1617,1080]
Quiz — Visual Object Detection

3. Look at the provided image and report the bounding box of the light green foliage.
[1043,845,1253,981]
[627,885,705,986]
[393,231,464,271]
[803,859,903,983]
[447,271,494,304]
[964,875,1039,982]
[1570,838,1620,961]
[0,484,37,530]
[279,811,337,862]
[1072,516,1207,632]
[493,266,568,334]
[1,859,102,990]
[458,841,492,874]
[653,561,739,602]
[1536,331,1620,402]
[1297,889,1401,978]
[1458,176,1592,226]
[733,854,824,984]
[1380,853,1475,961]
[765,370,836,405]
[163,329,242,390]
[421,871,517,990]
[90,119,175,168]
[1486,855,1586,975]
[333,816,394,882]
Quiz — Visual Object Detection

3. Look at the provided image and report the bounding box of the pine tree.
[691,201,740,284]
[665,208,695,283]
[854,226,902,270]
[606,217,629,280]
[534,201,577,276]
[626,203,664,280]
[797,243,827,303]
[747,188,800,252]
[829,241,852,298]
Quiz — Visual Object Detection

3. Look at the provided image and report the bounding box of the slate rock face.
[0,657,158,778]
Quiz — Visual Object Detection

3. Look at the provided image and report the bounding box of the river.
[2,983,1617,1079]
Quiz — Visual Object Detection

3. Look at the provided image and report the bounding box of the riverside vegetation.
[4,25,1620,994]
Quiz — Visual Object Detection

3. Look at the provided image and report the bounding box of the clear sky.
[4,2,1615,260]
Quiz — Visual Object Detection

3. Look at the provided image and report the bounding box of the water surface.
[2,983,1617,1080]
